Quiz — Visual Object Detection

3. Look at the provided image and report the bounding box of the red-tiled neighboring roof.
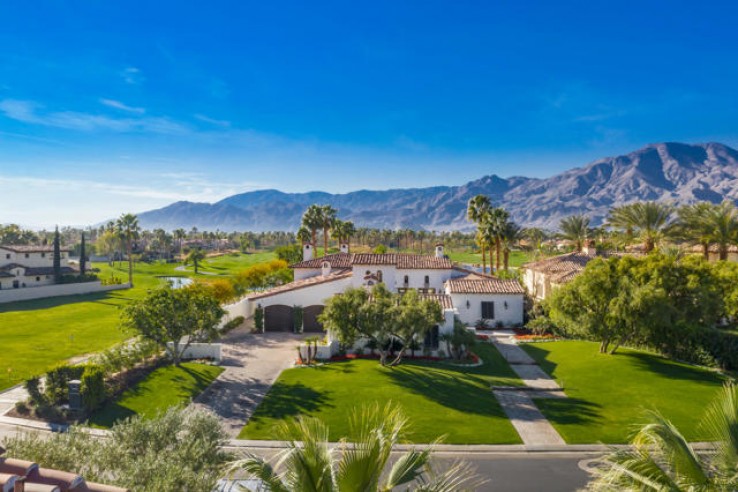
[0,451,128,492]
[445,278,525,294]
[290,253,353,269]
[419,293,454,310]
[521,252,597,284]
[292,253,453,270]
[0,264,78,276]
[0,245,70,253]
[247,269,352,300]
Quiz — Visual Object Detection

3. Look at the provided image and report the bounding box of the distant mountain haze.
[136,142,738,232]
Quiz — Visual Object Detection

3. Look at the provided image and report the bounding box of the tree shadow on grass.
[0,292,116,313]
[518,343,558,376]
[384,365,508,418]
[622,351,726,385]
[250,381,331,421]
[533,397,601,427]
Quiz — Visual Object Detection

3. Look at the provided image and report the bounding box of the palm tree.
[559,214,590,252]
[587,384,738,491]
[487,207,510,272]
[296,226,312,245]
[675,202,714,258]
[173,228,186,256]
[321,205,337,255]
[501,221,522,271]
[523,227,546,258]
[116,213,140,286]
[704,201,738,260]
[467,195,491,272]
[333,220,356,248]
[230,403,483,491]
[608,201,674,253]
[185,248,206,274]
[302,204,324,252]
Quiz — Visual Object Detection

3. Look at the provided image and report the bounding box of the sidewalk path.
[192,329,305,437]
[486,331,567,446]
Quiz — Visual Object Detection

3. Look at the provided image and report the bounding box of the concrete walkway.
[487,331,567,446]
[192,329,305,437]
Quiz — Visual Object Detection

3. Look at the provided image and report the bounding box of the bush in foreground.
[2,406,231,492]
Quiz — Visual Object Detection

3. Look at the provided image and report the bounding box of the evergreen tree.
[52,226,61,282]
[79,232,86,275]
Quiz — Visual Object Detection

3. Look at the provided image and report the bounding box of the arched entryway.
[264,304,294,332]
[303,305,325,332]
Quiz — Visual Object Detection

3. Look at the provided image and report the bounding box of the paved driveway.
[192,329,305,437]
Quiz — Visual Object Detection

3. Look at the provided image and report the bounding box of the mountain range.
[136,142,738,232]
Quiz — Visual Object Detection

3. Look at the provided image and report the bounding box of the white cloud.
[100,98,145,114]
[120,66,144,85]
[0,99,188,135]
[194,113,231,127]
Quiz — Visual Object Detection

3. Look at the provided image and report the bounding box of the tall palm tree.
[705,201,738,260]
[559,214,590,252]
[321,205,337,255]
[588,384,738,491]
[477,223,494,274]
[116,213,140,286]
[173,229,186,257]
[675,202,714,259]
[487,207,510,272]
[467,195,491,272]
[302,205,324,251]
[608,201,674,253]
[333,220,356,248]
[231,403,483,491]
[296,226,312,245]
[501,221,522,271]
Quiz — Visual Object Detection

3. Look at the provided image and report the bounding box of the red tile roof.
[247,269,352,300]
[445,278,525,294]
[292,253,453,270]
[290,253,353,269]
[418,293,454,310]
[0,450,128,492]
[521,252,597,284]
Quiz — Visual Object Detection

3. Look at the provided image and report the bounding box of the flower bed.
[329,353,444,362]
[514,333,561,342]
[476,334,491,341]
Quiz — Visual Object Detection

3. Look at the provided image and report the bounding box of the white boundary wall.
[166,342,222,362]
[0,281,129,304]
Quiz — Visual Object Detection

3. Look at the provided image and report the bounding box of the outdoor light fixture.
[504,301,509,309]
[466,300,470,309]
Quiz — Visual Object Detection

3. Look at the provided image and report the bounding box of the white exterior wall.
[293,268,321,281]
[0,281,129,304]
[449,292,524,327]
[522,268,549,300]
[394,269,450,292]
[0,248,69,268]
[244,276,354,317]
[351,265,397,289]
[0,272,56,289]
[167,342,222,363]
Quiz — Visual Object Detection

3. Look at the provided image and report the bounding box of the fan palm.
[302,205,324,250]
[587,384,738,491]
[467,195,491,273]
[705,201,738,260]
[116,213,140,286]
[487,207,510,272]
[501,221,522,271]
[296,226,312,246]
[231,403,483,491]
[608,202,674,253]
[321,205,338,255]
[559,214,590,252]
[185,248,206,274]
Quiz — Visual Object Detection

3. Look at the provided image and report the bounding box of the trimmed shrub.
[254,305,264,333]
[80,364,107,412]
[24,376,45,406]
[45,364,84,404]
[221,316,245,334]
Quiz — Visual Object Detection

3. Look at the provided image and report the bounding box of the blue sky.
[1,1,738,227]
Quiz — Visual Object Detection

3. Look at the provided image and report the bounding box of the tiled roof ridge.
[445,277,525,294]
[247,269,352,300]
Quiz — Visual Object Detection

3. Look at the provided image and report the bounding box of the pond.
[157,276,194,289]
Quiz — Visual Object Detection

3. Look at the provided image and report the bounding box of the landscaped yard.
[87,362,224,428]
[0,252,273,392]
[445,249,534,268]
[521,340,731,443]
[240,343,524,444]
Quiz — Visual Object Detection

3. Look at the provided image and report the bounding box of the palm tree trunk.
[504,249,510,271]
[495,239,501,272]
[127,238,133,286]
[323,227,328,256]
[702,242,709,260]
[481,246,486,274]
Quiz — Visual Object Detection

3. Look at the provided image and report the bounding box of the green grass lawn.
[521,341,731,444]
[87,362,224,428]
[0,252,273,391]
[445,250,533,268]
[240,343,524,444]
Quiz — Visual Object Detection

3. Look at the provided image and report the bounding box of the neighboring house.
[242,243,525,344]
[0,245,76,290]
[690,244,738,262]
[520,244,598,301]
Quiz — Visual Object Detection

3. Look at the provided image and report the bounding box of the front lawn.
[445,250,533,268]
[0,252,273,391]
[239,343,524,444]
[87,362,224,428]
[521,341,730,443]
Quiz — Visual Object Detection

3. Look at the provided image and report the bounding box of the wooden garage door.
[264,305,293,332]
[303,305,325,333]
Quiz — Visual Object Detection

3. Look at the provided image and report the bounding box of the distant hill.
[136,142,738,231]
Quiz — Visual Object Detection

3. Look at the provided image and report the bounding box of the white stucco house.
[238,243,524,352]
[0,245,76,290]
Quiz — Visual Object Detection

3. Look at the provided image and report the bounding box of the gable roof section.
[521,252,596,284]
[247,269,352,300]
[418,293,454,310]
[445,278,525,295]
[0,245,70,253]
[290,253,353,269]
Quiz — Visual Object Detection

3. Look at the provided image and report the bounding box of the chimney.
[303,243,313,261]
[434,243,444,258]
[340,243,349,254]
[321,261,331,277]
[582,240,596,256]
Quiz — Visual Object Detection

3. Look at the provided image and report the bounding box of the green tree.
[321,204,338,254]
[185,248,206,274]
[296,226,312,246]
[588,384,738,491]
[52,226,61,282]
[467,195,491,273]
[388,289,443,366]
[608,201,674,253]
[501,220,522,271]
[230,403,482,492]
[79,231,87,275]
[116,213,140,286]
[318,287,369,348]
[302,204,325,251]
[559,214,590,252]
[121,285,225,366]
